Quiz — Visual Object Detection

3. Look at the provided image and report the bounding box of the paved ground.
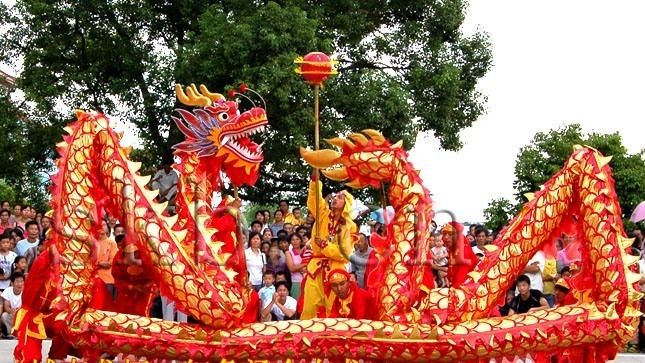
[0,340,643,362]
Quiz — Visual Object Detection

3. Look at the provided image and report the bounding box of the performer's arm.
[307,173,330,229]
[261,293,277,318]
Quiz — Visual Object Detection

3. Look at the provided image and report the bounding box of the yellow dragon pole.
[295,52,337,234]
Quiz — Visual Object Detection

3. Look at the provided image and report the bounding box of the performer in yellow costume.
[301,170,357,319]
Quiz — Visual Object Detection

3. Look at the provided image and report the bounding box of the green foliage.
[3,0,492,207]
[243,203,277,227]
[483,198,517,234]
[0,89,56,211]
[0,179,16,204]
[485,124,645,228]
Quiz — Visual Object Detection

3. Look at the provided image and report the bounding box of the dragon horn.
[300,147,342,168]
[176,84,211,107]
[325,137,355,150]
[199,84,225,102]
[348,133,369,146]
[322,167,349,181]
[362,129,386,145]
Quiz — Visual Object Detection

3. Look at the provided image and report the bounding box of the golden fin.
[362,129,386,145]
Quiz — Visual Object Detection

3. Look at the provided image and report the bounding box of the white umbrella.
[629,201,645,223]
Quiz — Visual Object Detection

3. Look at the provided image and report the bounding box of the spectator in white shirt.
[151,163,179,205]
[15,221,40,257]
[522,251,546,293]
[2,272,24,338]
[0,234,17,292]
[261,281,297,321]
[245,232,266,291]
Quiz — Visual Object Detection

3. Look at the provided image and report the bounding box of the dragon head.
[173,84,268,186]
[300,130,405,189]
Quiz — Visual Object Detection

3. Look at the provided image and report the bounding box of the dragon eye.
[218,112,229,122]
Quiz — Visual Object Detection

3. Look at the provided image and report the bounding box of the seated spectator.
[508,274,549,315]
[554,278,571,307]
[560,266,571,278]
[261,281,297,321]
[1,272,24,338]
[15,221,40,257]
[0,233,17,292]
[258,272,276,322]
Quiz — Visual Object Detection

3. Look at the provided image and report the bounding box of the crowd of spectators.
[0,201,51,339]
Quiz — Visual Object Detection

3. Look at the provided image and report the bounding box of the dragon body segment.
[34,100,640,362]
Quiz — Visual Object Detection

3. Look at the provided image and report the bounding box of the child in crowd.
[11,256,27,276]
[0,234,17,293]
[258,272,276,322]
[2,272,24,339]
[431,238,449,287]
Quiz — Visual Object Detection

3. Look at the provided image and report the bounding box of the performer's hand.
[314,237,326,248]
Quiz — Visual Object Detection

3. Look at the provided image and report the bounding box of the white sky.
[2,1,644,224]
[410,0,645,225]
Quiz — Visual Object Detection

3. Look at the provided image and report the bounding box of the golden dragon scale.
[39,91,641,362]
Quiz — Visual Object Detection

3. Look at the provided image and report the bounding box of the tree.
[2,1,492,206]
[485,124,645,228]
[0,88,57,211]
[483,198,517,234]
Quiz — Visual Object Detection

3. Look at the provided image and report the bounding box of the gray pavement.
[0,340,643,362]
